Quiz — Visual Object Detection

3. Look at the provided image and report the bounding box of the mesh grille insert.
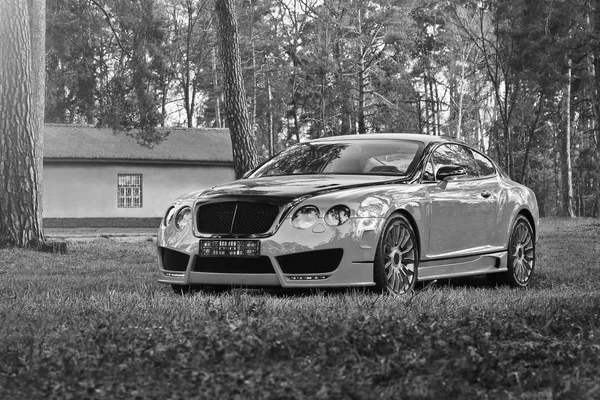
[197,202,279,234]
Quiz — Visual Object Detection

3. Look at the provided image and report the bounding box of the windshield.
[250,139,424,178]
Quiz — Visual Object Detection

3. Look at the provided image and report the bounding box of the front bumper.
[157,217,384,288]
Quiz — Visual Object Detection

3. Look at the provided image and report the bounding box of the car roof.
[309,133,456,146]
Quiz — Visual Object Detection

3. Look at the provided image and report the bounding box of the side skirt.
[417,251,507,281]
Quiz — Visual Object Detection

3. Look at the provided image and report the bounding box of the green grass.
[1,219,600,399]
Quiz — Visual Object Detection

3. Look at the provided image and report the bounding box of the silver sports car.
[158,133,539,295]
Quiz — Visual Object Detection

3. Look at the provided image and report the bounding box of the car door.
[424,144,502,259]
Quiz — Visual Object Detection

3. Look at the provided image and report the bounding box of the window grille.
[117,174,142,208]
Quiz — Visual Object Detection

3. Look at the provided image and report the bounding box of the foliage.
[44,0,600,215]
[47,0,171,146]
[1,219,600,398]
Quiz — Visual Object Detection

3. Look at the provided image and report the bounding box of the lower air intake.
[193,256,276,274]
[277,249,343,274]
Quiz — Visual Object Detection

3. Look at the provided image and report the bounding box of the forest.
[45,0,600,218]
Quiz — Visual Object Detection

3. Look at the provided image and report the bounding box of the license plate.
[199,240,260,258]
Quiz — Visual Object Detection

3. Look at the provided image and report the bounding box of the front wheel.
[373,214,419,295]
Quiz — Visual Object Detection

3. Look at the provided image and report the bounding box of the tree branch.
[89,0,132,58]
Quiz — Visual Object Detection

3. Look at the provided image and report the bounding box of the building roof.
[43,124,233,165]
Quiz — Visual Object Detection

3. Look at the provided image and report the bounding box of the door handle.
[481,190,491,198]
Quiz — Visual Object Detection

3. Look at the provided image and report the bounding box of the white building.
[43,124,235,227]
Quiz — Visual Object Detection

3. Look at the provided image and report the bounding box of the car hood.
[197,175,403,203]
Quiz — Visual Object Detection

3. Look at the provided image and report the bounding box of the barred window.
[117,174,142,208]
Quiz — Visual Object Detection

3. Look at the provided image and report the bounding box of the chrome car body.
[157,134,539,294]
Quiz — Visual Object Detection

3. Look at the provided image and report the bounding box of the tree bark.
[520,92,543,184]
[266,68,274,158]
[29,0,45,233]
[561,57,575,217]
[357,7,366,135]
[594,0,600,149]
[0,0,45,247]
[215,0,258,179]
[212,47,222,128]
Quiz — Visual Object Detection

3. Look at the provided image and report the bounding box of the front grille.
[277,249,343,274]
[193,256,275,274]
[197,202,280,234]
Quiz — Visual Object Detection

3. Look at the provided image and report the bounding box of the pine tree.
[0,0,45,247]
[215,0,258,178]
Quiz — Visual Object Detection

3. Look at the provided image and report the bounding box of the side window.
[454,146,479,178]
[430,144,478,179]
[430,144,457,168]
[472,150,496,177]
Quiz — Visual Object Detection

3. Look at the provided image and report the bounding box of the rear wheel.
[489,215,535,287]
[373,214,419,295]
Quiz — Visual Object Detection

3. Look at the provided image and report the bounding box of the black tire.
[373,213,419,295]
[489,215,535,287]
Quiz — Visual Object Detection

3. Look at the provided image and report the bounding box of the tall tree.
[562,57,576,217]
[0,0,45,247]
[165,0,215,127]
[215,0,258,178]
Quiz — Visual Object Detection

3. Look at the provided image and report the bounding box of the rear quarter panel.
[497,177,540,248]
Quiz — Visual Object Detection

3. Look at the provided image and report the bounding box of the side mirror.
[436,165,466,189]
[436,165,466,181]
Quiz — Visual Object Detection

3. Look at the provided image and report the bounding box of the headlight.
[324,205,351,226]
[175,207,192,229]
[164,206,176,226]
[291,205,320,229]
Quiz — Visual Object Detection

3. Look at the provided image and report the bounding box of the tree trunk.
[428,76,437,135]
[320,73,325,137]
[561,57,575,217]
[29,0,45,233]
[215,0,258,179]
[212,47,222,128]
[416,92,423,135]
[249,6,257,137]
[520,92,543,184]
[423,75,430,135]
[357,7,366,135]
[341,102,351,136]
[434,77,441,136]
[594,0,600,149]
[266,68,274,158]
[0,0,45,247]
[357,67,366,135]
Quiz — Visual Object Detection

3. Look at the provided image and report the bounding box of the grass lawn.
[1,218,599,399]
